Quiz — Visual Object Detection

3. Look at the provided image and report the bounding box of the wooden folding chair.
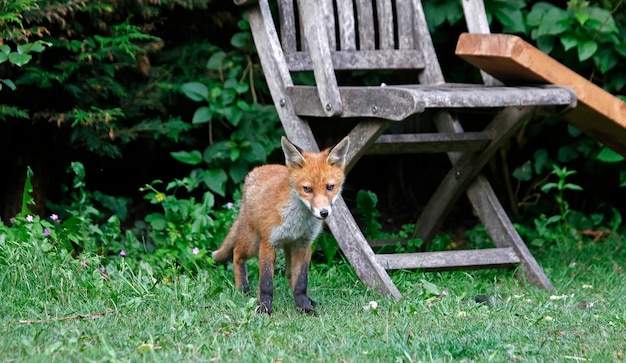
[234,0,577,298]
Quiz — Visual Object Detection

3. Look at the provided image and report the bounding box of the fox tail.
[211,219,239,262]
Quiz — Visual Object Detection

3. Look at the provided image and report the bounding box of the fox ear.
[326,136,350,168]
[281,136,307,169]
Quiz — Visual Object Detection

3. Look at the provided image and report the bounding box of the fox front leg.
[256,240,276,315]
[286,245,316,315]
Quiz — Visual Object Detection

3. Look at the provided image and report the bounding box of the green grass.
[2,236,626,362]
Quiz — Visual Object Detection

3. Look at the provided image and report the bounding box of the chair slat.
[278,0,297,51]
[284,49,424,71]
[396,0,414,49]
[355,0,375,50]
[320,0,336,50]
[376,0,394,49]
[367,132,491,154]
[375,248,521,270]
[336,0,357,50]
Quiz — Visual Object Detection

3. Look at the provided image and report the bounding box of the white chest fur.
[269,192,323,248]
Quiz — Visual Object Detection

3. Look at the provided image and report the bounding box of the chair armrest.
[296,0,343,116]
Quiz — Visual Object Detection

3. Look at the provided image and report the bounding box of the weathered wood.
[466,176,554,290]
[396,0,415,50]
[326,196,403,299]
[456,33,626,156]
[375,248,520,270]
[336,0,356,50]
[376,0,394,50]
[343,120,392,174]
[245,0,567,297]
[286,85,425,121]
[249,0,318,151]
[286,84,574,120]
[366,132,491,154]
[297,0,342,116]
[460,0,500,86]
[278,0,297,52]
[284,50,424,71]
[415,107,535,244]
[355,0,375,50]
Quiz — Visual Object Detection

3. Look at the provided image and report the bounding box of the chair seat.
[286,84,577,121]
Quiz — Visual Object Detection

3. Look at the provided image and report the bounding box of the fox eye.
[303,186,313,194]
[327,184,335,191]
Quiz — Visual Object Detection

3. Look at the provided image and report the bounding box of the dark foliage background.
[2,0,626,248]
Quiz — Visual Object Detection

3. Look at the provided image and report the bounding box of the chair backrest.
[278,0,430,72]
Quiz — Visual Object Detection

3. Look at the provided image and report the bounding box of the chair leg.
[467,176,554,290]
[327,196,402,299]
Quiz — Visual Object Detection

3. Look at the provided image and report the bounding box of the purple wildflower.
[43,229,51,237]
[120,250,126,257]
[9,218,15,224]
[26,215,34,223]
[192,247,200,255]
[50,214,59,221]
[226,202,234,210]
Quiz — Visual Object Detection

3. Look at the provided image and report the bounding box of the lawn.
[1,234,625,362]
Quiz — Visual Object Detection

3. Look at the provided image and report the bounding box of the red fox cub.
[212,136,350,315]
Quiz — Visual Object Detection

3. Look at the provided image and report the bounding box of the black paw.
[255,302,272,315]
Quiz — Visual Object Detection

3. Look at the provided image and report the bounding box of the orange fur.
[212,136,350,315]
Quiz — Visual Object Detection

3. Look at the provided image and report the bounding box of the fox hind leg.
[256,238,276,315]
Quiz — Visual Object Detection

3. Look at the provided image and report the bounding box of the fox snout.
[314,206,331,220]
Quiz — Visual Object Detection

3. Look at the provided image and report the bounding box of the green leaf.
[1,79,16,91]
[203,169,228,196]
[577,40,597,62]
[512,161,533,181]
[596,147,624,163]
[181,82,209,102]
[192,106,212,124]
[0,44,10,54]
[493,6,526,33]
[229,162,249,184]
[171,150,203,165]
[593,48,617,74]
[206,51,226,70]
[574,11,589,25]
[230,32,251,49]
[8,52,32,66]
[619,170,626,187]
[145,213,167,230]
[21,167,35,215]
[560,35,578,51]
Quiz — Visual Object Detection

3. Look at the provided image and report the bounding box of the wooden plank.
[320,0,337,50]
[286,84,573,120]
[297,0,343,116]
[327,196,403,299]
[460,0,501,86]
[344,120,393,174]
[376,0,394,50]
[456,33,626,156]
[355,0,375,50]
[284,49,424,71]
[366,132,491,154]
[396,0,414,50]
[286,85,424,121]
[249,0,318,151]
[466,176,554,290]
[278,0,297,51]
[336,0,356,50]
[375,248,521,270]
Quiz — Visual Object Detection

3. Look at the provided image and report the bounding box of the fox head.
[281,136,350,220]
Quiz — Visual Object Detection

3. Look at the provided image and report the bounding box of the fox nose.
[319,209,329,219]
